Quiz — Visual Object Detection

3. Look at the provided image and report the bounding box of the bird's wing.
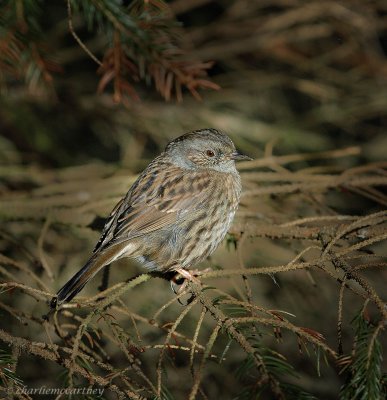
[93,159,214,252]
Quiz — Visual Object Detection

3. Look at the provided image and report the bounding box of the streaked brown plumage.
[51,128,250,307]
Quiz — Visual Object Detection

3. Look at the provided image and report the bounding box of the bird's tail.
[51,242,134,309]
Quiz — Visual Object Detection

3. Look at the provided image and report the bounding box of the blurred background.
[0,1,386,399]
[1,0,386,168]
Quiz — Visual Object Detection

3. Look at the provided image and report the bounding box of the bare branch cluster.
[0,147,385,398]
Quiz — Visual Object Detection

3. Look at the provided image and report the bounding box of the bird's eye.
[206,150,215,157]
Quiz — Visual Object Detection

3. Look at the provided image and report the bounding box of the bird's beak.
[231,151,253,161]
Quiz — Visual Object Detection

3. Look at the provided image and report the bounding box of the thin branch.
[67,0,102,66]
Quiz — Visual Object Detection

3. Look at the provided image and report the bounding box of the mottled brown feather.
[98,161,217,247]
[53,128,248,307]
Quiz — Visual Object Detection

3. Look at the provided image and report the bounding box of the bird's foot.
[170,267,211,297]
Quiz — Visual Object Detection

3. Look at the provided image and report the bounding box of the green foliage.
[151,386,176,400]
[340,309,385,400]
[0,0,218,102]
[235,340,317,399]
[280,383,318,400]
[0,348,23,392]
[0,0,57,93]
[71,0,136,33]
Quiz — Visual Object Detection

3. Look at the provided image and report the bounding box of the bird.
[51,128,251,308]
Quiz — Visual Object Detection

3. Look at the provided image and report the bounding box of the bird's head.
[165,128,251,172]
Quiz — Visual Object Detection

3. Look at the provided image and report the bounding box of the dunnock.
[51,128,250,307]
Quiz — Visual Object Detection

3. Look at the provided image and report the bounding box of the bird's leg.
[171,269,193,295]
[170,268,210,296]
[169,269,196,305]
[175,268,201,281]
